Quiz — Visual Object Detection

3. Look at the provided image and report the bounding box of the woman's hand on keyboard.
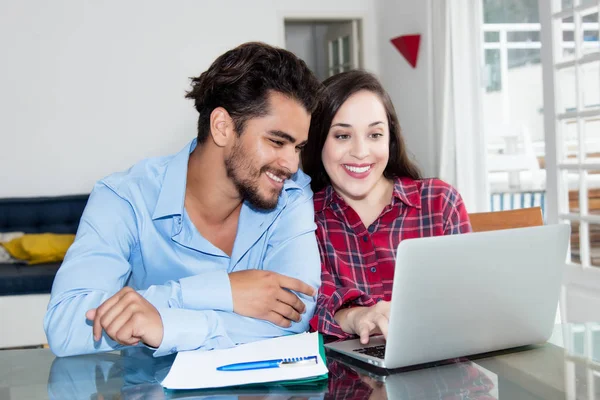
[336,301,391,344]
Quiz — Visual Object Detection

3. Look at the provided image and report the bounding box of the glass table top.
[0,323,599,399]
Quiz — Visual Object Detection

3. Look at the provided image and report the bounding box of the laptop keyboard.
[354,344,386,359]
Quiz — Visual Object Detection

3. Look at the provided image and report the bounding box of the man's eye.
[270,139,284,147]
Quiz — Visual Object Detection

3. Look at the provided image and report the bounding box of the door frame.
[277,11,369,73]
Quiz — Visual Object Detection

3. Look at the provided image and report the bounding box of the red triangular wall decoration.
[390,34,421,68]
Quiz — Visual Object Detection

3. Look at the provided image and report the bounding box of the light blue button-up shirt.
[44,139,321,357]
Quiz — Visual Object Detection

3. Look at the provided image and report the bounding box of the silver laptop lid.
[383,224,570,368]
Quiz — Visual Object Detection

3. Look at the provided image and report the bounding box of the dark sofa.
[0,195,89,296]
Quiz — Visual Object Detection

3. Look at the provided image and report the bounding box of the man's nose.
[278,146,298,175]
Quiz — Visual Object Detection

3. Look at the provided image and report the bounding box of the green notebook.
[165,333,329,396]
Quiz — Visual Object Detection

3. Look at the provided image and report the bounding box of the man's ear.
[209,107,234,147]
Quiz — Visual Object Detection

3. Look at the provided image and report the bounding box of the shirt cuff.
[152,308,234,357]
[332,290,365,314]
[319,290,366,339]
[179,269,233,312]
[140,283,181,309]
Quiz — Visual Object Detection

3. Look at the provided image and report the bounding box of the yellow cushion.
[1,234,75,265]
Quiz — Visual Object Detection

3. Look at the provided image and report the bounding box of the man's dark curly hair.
[186,42,322,144]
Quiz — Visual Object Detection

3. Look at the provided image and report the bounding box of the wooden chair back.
[469,207,544,233]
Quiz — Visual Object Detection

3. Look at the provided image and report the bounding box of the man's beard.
[224,141,286,210]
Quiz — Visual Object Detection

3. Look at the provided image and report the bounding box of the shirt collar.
[152,139,196,220]
[392,176,422,209]
[152,138,307,220]
[315,176,422,212]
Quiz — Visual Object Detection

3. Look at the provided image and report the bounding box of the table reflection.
[325,356,497,400]
[47,347,325,400]
[46,347,501,400]
[43,324,600,400]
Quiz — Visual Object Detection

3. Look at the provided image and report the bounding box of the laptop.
[325,224,571,369]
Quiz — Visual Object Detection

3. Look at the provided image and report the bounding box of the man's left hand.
[85,287,163,348]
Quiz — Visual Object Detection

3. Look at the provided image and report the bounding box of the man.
[44,42,323,357]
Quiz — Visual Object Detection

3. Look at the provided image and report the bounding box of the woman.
[302,70,471,344]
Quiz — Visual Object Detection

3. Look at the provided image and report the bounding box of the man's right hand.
[229,270,316,327]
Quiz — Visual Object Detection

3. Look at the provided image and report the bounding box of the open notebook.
[161,332,328,390]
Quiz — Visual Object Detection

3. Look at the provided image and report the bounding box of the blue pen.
[216,356,318,371]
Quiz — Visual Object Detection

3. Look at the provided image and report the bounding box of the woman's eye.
[335,134,350,140]
[370,133,384,139]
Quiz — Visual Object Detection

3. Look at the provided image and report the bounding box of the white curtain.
[431,0,488,213]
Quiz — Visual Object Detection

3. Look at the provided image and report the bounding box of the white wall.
[375,0,435,177]
[0,0,378,198]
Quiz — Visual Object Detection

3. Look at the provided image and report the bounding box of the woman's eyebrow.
[331,121,384,128]
[330,122,352,128]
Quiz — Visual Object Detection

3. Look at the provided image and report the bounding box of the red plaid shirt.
[310,177,471,339]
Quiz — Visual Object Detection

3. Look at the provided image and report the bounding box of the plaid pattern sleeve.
[310,177,471,339]
[309,234,368,339]
[324,360,376,400]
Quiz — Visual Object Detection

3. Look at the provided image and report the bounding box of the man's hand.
[85,287,163,348]
[335,301,391,344]
[229,270,316,328]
